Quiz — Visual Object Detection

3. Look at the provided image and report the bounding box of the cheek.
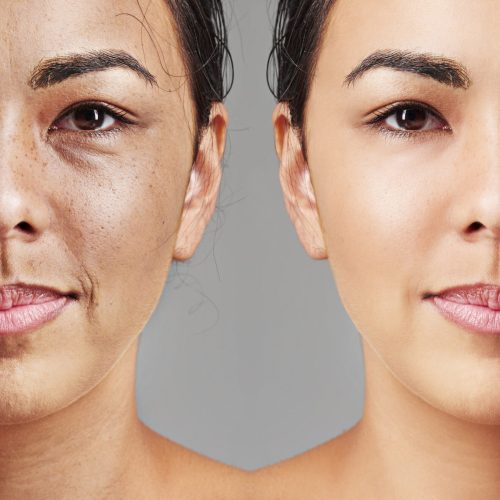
[56,151,187,337]
[310,141,436,345]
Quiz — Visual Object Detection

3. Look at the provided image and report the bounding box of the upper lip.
[424,283,500,310]
[0,283,78,310]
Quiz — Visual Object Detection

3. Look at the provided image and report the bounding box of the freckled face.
[305,0,500,422]
[0,0,197,422]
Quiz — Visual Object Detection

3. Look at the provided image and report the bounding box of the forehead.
[0,0,184,86]
[316,0,499,87]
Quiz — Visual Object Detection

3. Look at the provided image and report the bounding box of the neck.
[0,342,155,500]
[346,346,500,500]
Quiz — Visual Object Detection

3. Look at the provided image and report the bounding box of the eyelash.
[48,101,135,138]
[365,101,452,140]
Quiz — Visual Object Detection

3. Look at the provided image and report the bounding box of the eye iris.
[73,107,105,130]
[396,107,427,130]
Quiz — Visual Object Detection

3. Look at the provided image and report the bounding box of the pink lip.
[427,284,500,335]
[0,285,74,336]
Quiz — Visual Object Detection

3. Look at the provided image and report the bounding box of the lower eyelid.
[46,123,131,147]
[374,125,453,143]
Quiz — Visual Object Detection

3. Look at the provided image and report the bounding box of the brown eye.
[377,103,450,134]
[50,104,129,133]
[72,107,106,130]
[395,107,427,130]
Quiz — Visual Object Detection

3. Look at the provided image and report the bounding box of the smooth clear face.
[0,0,211,423]
[293,0,500,423]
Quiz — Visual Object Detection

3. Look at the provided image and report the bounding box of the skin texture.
[0,1,248,498]
[265,0,500,498]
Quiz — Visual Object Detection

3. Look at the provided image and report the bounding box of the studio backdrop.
[136,0,364,471]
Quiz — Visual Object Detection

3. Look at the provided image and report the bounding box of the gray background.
[136,0,364,471]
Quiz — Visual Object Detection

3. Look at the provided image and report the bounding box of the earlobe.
[173,103,227,261]
[273,103,327,260]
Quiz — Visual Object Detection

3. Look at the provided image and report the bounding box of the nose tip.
[0,192,49,243]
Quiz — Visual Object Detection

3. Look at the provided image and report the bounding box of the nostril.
[15,221,35,234]
[466,221,484,233]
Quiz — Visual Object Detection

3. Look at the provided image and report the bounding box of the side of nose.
[0,132,51,244]
[455,124,500,241]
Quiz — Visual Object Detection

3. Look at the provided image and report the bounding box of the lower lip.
[0,297,71,336]
[430,296,500,335]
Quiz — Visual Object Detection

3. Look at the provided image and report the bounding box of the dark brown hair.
[267,0,334,131]
[166,0,233,138]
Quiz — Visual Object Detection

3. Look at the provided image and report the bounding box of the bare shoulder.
[143,426,252,500]
[253,426,359,500]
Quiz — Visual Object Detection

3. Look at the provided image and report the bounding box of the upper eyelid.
[365,101,449,125]
[51,101,136,125]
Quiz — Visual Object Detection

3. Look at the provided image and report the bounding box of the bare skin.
[264,0,500,498]
[0,1,247,498]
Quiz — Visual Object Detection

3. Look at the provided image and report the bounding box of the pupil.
[396,107,427,130]
[73,107,104,130]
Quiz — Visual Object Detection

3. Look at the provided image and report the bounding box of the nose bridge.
[0,104,50,242]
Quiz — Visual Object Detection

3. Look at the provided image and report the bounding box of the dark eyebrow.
[343,49,472,89]
[29,49,158,89]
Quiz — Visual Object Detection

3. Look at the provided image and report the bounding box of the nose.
[458,125,500,241]
[0,138,51,244]
[0,193,49,243]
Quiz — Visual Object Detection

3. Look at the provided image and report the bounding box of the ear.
[273,103,327,260]
[173,103,227,261]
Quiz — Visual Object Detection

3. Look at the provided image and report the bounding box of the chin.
[420,384,500,426]
[0,367,68,426]
[443,406,500,426]
[449,395,500,426]
[0,394,54,426]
